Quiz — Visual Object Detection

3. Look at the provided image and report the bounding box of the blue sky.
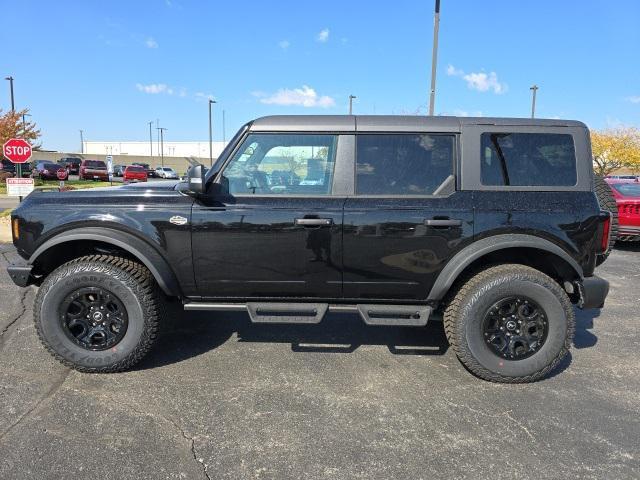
[1,0,639,152]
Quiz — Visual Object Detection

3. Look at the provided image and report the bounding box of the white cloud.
[278,40,290,49]
[451,109,483,117]
[446,64,463,76]
[254,85,335,108]
[317,28,329,43]
[145,37,158,48]
[195,92,215,102]
[446,64,507,94]
[463,71,506,94]
[626,96,640,104]
[136,83,173,95]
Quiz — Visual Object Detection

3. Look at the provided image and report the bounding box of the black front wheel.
[444,264,575,383]
[34,255,161,372]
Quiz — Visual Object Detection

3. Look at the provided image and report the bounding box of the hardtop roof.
[249,115,586,132]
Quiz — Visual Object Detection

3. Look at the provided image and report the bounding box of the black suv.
[7,116,612,382]
[58,157,82,175]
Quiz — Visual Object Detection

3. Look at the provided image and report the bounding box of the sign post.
[3,138,33,202]
[106,155,113,186]
[57,168,67,190]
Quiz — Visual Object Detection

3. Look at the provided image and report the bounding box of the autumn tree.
[591,126,640,176]
[0,109,41,159]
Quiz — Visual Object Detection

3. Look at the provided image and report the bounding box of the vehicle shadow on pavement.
[136,302,449,370]
[614,242,640,252]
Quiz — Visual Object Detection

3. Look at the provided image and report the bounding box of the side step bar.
[184,302,431,327]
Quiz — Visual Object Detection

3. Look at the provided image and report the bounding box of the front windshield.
[612,183,640,197]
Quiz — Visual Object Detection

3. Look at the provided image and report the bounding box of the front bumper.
[7,262,34,288]
[577,275,609,309]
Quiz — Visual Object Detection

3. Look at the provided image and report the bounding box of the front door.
[342,133,474,300]
[192,133,345,299]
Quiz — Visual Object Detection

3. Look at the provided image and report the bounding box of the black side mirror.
[187,165,206,194]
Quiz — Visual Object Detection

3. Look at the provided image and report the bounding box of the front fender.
[29,227,182,297]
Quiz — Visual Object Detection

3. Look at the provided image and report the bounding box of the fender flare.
[29,227,181,297]
[426,234,584,301]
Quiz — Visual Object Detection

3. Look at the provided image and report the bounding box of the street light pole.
[148,121,154,162]
[5,76,15,111]
[530,85,539,118]
[79,129,84,153]
[22,113,31,133]
[222,109,226,145]
[428,0,441,116]
[157,127,167,167]
[208,99,217,166]
[349,95,356,115]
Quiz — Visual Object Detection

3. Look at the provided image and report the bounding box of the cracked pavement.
[0,241,639,479]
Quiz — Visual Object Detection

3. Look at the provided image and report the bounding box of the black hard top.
[249,115,586,132]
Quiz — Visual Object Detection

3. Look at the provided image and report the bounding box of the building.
[83,141,227,159]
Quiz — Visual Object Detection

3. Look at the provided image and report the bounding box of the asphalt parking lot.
[0,242,638,480]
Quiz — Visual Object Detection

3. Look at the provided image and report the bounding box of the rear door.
[342,132,474,300]
[192,133,353,299]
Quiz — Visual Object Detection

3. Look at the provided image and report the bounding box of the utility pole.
[157,127,167,167]
[348,94,356,115]
[5,76,15,111]
[530,84,539,118]
[79,129,84,153]
[208,99,217,166]
[428,0,441,116]
[222,109,226,145]
[148,121,154,161]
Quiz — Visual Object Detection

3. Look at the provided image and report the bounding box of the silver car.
[154,167,179,179]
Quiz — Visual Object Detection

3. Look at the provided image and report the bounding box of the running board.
[357,304,431,327]
[183,302,431,326]
[246,303,327,324]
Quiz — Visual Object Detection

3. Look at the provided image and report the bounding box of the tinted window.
[481,133,577,186]
[611,183,640,197]
[85,160,106,168]
[222,134,337,195]
[127,166,144,172]
[356,134,454,195]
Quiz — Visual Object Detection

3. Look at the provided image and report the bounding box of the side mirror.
[187,165,206,194]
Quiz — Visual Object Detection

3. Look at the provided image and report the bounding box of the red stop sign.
[3,138,32,163]
[56,168,68,180]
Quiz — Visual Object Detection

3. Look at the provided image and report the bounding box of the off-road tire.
[443,264,575,383]
[34,255,161,372]
[594,176,618,265]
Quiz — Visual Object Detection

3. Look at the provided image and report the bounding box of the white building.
[83,141,227,159]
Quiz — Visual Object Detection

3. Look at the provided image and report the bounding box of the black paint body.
[9,115,605,306]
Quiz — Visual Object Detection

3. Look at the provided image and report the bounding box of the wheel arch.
[427,234,584,302]
[29,227,182,297]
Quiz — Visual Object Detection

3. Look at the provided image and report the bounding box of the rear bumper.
[7,262,34,288]
[577,275,609,309]
[618,224,640,236]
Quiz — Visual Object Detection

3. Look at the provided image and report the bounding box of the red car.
[123,165,148,183]
[606,178,640,241]
[79,160,109,181]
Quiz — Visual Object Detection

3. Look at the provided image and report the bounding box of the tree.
[591,126,640,176]
[0,108,41,159]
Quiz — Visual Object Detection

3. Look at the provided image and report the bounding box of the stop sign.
[3,138,32,163]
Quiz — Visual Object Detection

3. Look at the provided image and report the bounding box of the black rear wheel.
[444,264,574,383]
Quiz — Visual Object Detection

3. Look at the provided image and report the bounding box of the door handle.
[295,218,334,227]
[424,218,462,227]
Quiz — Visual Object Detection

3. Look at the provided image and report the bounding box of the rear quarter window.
[481,132,577,186]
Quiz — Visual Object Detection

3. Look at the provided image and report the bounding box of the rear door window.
[355,134,454,195]
[481,132,577,186]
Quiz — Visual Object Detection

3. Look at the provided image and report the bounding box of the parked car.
[155,166,179,179]
[33,162,69,180]
[58,157,82,175]
[79,159,109,181]
[1,159,32,177]
[7,115,612,383]
[113,165,125,177]
[123,165,148,183]
[605,178,640,241]
[132,162,156,177]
